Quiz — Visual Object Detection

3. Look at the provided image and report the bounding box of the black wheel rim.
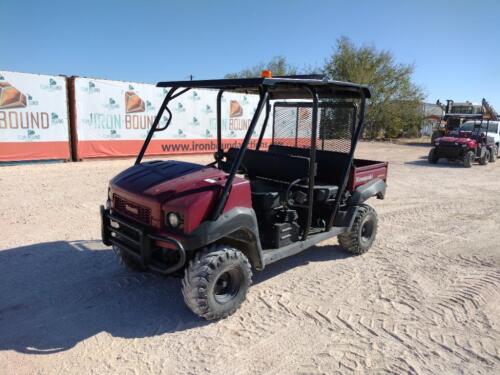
[360,219,374,245]
[213,267,242,304]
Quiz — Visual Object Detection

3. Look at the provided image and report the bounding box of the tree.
[324,37,424,138]
[225,56,298,78]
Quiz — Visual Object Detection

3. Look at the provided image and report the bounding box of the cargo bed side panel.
[349,160,388,190]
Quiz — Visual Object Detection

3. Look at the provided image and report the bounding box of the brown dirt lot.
[1,142,499,374]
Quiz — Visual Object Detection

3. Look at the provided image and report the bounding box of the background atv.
[429,121,497,168]
[101,74,388,320]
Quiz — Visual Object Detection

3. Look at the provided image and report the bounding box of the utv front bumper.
[101,206,186,275]
[434,144,466,159]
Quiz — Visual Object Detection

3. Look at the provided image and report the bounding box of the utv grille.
[272,101,358,154]
[113,195,151,225]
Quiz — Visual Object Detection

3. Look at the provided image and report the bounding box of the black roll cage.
[135,76,370,233]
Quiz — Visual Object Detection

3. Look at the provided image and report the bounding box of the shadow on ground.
[405,159,467,168]
[393,141,432,147]
[0,240,349,354]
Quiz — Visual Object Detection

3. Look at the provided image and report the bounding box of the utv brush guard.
[101,74,388,320]
[101,206,186,274]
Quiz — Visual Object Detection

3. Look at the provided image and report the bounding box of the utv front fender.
[186,207,265,270]
[348,178,386,205]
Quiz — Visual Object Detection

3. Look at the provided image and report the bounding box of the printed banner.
[73,77,272,159]
[0,71,70,161]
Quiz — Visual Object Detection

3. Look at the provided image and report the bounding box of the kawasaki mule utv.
[429,119,497,167]
[101,74,389,320]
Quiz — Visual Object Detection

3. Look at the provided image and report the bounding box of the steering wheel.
[285,177,309,206]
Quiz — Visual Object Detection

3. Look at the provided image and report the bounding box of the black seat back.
[269,144,349,184]
[226,147,312,182]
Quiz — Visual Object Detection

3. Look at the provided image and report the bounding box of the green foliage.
[225,56,298,78]
[324,37,424,138]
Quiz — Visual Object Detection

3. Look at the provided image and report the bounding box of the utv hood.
[436,136,472,144]
[110,160,227,202]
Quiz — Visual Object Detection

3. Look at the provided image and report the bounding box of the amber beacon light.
[261,70,272,78]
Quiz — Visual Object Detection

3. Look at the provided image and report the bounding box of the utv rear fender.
[348,178,386,205]
[188,207,265,270]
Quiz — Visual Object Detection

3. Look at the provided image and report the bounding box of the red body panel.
[349,160,389,190]
[161,175,251,234]
[436,135,477,150]
[109,163,251,235]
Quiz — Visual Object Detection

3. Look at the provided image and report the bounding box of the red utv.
[101,74,389,320]
[428,120,498,167]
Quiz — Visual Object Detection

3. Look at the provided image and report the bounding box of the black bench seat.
[224,147,339,205]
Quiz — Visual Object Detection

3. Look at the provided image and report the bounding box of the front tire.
[428,148,439,164]
[338,204,378,255]
[463,150,475,168]
[182,244,252,320]
[489,146,497,162]
[479,149,490,165]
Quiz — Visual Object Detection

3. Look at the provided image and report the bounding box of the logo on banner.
[0,83,51,130]
[103,98,119,110]
[230,100,243,118]
[40,78,62,91]
[190,116,200,126]
[203,129,213,138]
[189,91,201,101]
[27,94,39,106]
[174,102,186,113]
[146,100,155,112]
[17,129,41,141]
[174,129,186,138]
[157,88,169,98]
[202,104,213,114]
[103,129,121,139]
[0,82,27,109]
[81,81,100,94]
[298,107,310,121]
[125,90,145,113]
[241,96,250,105]
[51,112,64,124]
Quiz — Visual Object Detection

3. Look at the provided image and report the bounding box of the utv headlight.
[166,212,182,228]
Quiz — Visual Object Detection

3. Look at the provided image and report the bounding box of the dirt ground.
[1,142,499,375]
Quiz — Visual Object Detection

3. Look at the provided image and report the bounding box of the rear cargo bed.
[349,159,388,190]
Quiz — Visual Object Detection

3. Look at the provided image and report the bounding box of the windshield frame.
[460,121,498,133]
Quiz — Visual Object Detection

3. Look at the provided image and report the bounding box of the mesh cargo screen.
[272,101,358,154]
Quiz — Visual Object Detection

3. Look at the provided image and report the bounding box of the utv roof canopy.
[156,75,371,100]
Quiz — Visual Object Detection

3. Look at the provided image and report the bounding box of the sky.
[1,0,499,108]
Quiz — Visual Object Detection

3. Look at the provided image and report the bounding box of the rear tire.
[113,245,144,271]
[338,204,378,255]
[463,151,475,168]
[489,146,497,162]
[428,148,439,164]
[479,149,490,165]
[182,244,252,320]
